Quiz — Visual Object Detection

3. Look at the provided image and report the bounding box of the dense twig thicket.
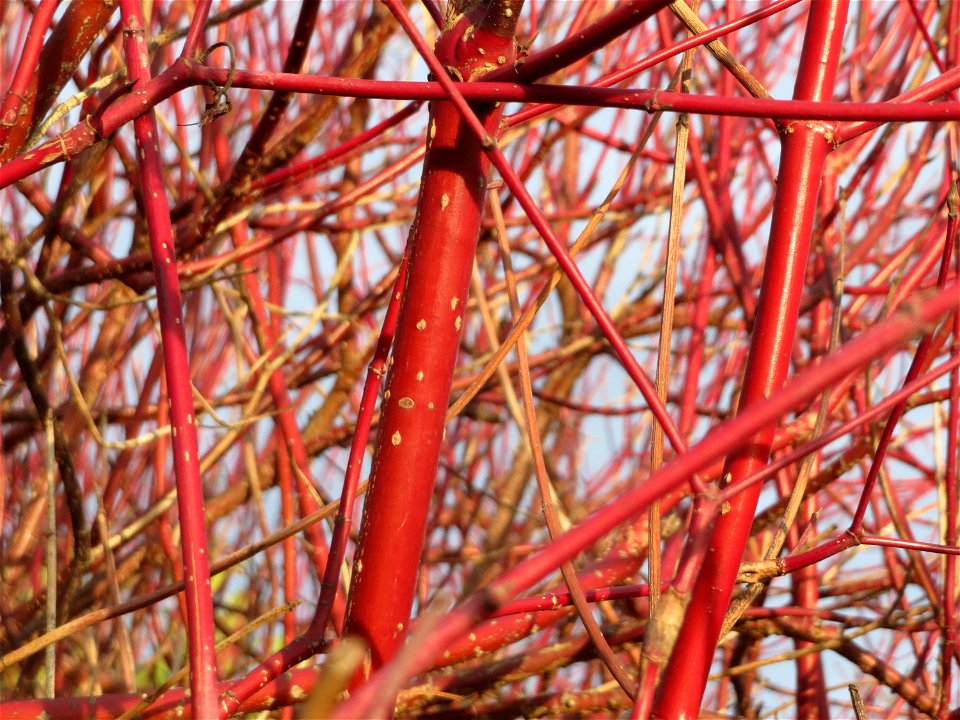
[1,0,959,717]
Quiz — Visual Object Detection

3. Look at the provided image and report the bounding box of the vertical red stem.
[343,5,517,674]
[938,186,959,718]
[178,0,214,60]
[214,259,409,719]
[651,2,849,715]
[118,3,219,717]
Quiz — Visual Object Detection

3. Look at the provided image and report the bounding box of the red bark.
[343,3,518,674]
[2,2,959,717]
[652,3,851,714]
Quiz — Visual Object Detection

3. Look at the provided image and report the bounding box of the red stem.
[308,256,407,638]
[849,189,959,533]
[652,3,849,714]
[1,4,957,712]
[188,67,960,125]
[380,0,692,463]
[4,65,959,190]
[0,667,320,719]
[343,0,518,675]
[0,0,59,155]
[485,0,669,83]
[214,258,408,718]
[178,0,214,60]
[940,207,960,715]
[333,282,959,718]
[118,2,218,716]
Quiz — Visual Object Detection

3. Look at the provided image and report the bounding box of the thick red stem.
[343,5,517,674]
[651,3,849,715]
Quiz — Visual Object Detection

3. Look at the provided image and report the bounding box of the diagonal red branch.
[381,0,692,460]
[333,281,960,718]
